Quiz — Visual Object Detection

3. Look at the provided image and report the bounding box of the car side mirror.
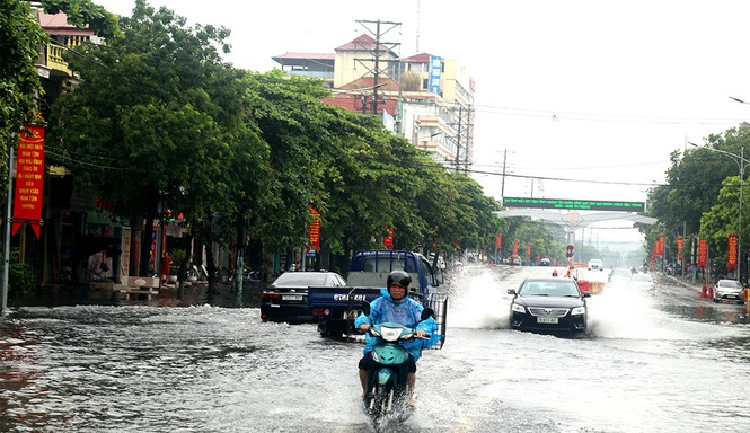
[421,308,434,320]
[507,289,517,295]
[435,273,444,285]
[362,302,371,316]
[583,293,592,298]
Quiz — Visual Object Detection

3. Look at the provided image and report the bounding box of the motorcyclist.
[552,269,558,277]
[355,270,440,407]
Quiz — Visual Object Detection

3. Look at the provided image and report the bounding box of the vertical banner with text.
[698,239,707,267]
[659,236,665,256]
[12,124,45,238]
[307,205,320,250]
[526,244,531,258]
[727,235,738,271]
[495,233,502,249]
[512,239,519,256]
[677,236,683,262]
[382,227,395,249]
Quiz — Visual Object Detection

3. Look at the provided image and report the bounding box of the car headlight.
[511,303,526,313]
[571,306,586,316]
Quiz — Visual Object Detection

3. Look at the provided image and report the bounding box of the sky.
[91,0,750,242]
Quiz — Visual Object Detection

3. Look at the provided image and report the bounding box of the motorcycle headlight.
[511,303,526,313]
[571,306,586,316]
[379,326,402,342]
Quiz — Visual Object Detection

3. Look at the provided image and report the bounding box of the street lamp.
[688,141,748,282]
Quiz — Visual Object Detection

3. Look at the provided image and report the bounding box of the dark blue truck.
[308,250,447,341]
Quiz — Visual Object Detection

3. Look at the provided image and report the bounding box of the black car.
[261,271,347,323]
[508,278,590,335]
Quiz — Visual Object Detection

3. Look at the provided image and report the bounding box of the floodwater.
[1,266,749,432]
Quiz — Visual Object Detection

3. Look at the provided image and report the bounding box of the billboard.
[430,55,442,94]
[503,196,645,212]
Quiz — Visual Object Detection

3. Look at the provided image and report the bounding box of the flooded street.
[2,266,750,432]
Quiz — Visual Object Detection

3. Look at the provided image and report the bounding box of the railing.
[45,43,71,75]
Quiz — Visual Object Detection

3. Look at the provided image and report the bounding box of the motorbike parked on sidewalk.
[361,305,435,432]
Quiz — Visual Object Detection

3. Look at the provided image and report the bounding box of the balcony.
[45,43,71,76]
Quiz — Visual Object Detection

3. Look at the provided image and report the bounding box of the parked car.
[540,258,551,266]
[261,271,347,323]
[508,278,590,335]
[510,255,522,266]
[630,273,655,291]
[588,258,603,271]
[713,279,745,304]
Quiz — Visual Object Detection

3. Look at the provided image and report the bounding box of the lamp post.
[689,142,748,283]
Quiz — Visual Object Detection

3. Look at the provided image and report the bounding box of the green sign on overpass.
[503,197,645,212]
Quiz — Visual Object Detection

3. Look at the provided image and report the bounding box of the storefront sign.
[12,124,45,238]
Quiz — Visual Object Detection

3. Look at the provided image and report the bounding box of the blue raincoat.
[354,289,441,362]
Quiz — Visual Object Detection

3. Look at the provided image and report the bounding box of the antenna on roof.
[416,0,421,52]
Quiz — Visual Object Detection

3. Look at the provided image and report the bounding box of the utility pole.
[501,149,507,206]
[454,106,463,172]
[354,20,401,115]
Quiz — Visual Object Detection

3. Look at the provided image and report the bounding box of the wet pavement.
[1,266,749,432]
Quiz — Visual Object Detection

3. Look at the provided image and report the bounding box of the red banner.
[677,236,683,261]
[698,239,707,267]
[307,205,320,249]
[512,239,519,256]
[382,227,395,249]
[727,235,738,271]
[659,236,665,256]
[526,244,531,258]
[495,233,502,249]
[12,124,45,238]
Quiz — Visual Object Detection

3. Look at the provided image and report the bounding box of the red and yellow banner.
[677,236,683,261]
[698,239,707,267]
[12,124,45,238]
[658,236,665,256]
[495,233,502,249]
[727,235,738,271]
[307,205,320,249]
[512,239,519,256]
[526,244,531,258]
[382,227,395,249]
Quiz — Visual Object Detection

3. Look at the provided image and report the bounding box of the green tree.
[46,0,242,283]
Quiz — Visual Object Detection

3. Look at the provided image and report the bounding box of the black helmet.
[387,270,412,290]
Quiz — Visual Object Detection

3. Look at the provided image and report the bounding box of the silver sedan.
[713,279,745,304]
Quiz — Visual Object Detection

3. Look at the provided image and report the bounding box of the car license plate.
[343,310,360,320]
[282,294,302,301]
[537,317,558,324]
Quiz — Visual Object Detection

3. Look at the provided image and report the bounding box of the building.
[272,33,476,170]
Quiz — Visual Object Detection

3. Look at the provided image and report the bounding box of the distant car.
[540,258,551,266]
[261,271,347,323]
[630,273,655,291]
[713,279,745,304]
[510,255,521,266]
[588,259,603,271]
[508,278,590,335]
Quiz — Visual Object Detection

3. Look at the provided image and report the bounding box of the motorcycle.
[361,305,435,432]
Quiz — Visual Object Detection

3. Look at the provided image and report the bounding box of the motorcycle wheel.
[370,384,389,433]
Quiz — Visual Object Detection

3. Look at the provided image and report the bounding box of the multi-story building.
[272,33,476,170]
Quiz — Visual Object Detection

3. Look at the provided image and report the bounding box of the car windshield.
[519,280,580,297]
[274,273,330,286]
[718,280,741,289]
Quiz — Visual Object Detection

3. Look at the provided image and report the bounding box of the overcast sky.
[92,1,750,242]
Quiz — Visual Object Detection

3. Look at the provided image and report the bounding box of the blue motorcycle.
[362,307,434,432]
